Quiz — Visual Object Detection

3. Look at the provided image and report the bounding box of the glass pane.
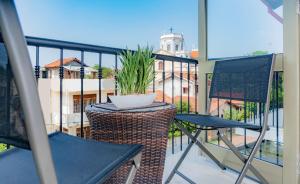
[207,0,283,59]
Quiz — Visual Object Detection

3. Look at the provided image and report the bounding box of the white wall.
[38,78,115,130]
[49,79,114,92]
[156,77,195,98]
[38,79,51,128]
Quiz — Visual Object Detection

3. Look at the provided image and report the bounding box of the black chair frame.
[165,54,275,184]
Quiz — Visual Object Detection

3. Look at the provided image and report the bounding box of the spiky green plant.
[117,46,155,95]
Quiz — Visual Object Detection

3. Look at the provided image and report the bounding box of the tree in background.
[175,101,189,113]
[251,50,268,56]
[93,64,114,79]
[0,144,6,152]
[224,108,250,121]
[269,72,284,109]
[169,101,195,138]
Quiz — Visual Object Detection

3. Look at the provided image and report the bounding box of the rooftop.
[44,57,87,68]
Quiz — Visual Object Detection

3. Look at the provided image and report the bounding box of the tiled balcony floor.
[163,141,258,184]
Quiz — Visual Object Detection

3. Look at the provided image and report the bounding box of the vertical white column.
[283,0,300,183]
[198,0,208,114]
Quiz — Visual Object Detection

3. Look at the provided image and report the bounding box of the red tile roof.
[44,57,85,68]
[190,50,199,59]
[149,90,197,112]
[209,99,243,113]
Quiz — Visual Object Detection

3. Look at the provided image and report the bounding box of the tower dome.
[160,28,186,57]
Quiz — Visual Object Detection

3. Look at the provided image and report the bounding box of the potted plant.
[109,46,156,109]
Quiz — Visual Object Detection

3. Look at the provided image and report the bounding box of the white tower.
[159,28,187,58]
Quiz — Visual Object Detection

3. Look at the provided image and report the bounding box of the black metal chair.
[165,54,274,184]
[0,1,142,183]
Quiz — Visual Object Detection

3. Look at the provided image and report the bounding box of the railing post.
[80,51,84,138]
[194,64,197,113]
[187,62,190,113]
[35,46,40,82]
[172,124,175,154]
[275,72,279,164]
[153,63,155,93]
[114,54,118,95]
[244,100,247,153]
[172,60,174,104]
[180,61,183,113]
[162,60,165,102]
[229,99,233,142]
[205,73,208,142]
[98,52,102,103]
[180,61,185,145]
[217,98,220,145]
[5,62,11,149]
[59,48,64,132]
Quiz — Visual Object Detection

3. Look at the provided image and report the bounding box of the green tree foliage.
[0,144,6,152]
[270,73,284,108]
[251,50,269,56]
[169,101,195,138]
[224,108,249,121]
[92,65,114,79]
[175,101,189,113]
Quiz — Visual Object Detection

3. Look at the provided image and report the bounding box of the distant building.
[154,71,197,112]
[38,32,199,137]
[158,31,188,58]
[154,30,198,109]
[190,49,199,60]
[155,30,198,73]
[44,57,97,79]
[38,57,114,138]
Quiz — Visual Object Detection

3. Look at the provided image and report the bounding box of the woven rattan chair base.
[86,105,176,184]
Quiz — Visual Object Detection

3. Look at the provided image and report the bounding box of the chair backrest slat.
[209,54,273,103]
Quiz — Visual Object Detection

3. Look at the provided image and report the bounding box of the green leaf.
[117,45,155,95]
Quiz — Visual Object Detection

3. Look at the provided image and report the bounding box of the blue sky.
[15,0,198,51]
[14,0,282,66]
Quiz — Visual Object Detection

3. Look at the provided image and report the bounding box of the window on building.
[175,44,179,51]
[73,94,96,113]
[42,71,48,78]
[183,87,188,94]
[158,61,163,70]
[167,44,171,51]
[74,72,80,79]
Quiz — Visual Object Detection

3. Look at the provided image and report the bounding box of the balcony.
[0,35,284,183]
[0,0,297,183]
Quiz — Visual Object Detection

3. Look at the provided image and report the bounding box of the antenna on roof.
[169,27,173,33]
